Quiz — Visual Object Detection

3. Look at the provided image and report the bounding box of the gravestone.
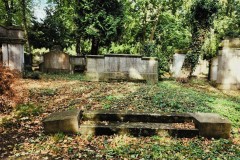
[171,51,209,78]
[216,38,240,90]
[42,45,70,72]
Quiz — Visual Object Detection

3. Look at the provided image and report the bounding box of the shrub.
[0,65,20,112]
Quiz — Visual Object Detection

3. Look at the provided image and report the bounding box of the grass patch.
[153,81,240,127]
[40,73,85,81]
[103,137,240,159]
[16,103,42,117]
[52,132,65,143]
[29,88,57,97]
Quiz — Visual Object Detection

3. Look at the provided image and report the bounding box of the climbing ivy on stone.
[185,0,218,77]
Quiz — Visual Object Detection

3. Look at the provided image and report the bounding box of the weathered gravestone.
[42,45,70,73]
[216,38,240,90]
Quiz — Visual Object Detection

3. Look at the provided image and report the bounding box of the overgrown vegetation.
[0,74,239,159]
[1,0,240,159]
[1,0,240,76]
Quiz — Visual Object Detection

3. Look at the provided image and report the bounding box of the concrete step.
[79,121,199,138]
[82,110,194,123]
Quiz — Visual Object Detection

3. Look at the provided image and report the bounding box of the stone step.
[79,121,199,138]
[82,110,194,123]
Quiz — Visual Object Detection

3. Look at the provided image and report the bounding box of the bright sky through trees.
[33,0,47,21]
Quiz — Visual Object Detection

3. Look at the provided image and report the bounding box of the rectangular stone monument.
[0,26,25,72]
[85,54,158,83]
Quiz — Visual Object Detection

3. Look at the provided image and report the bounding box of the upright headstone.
[210,57,218,81]
[217,38,240,90]
[172,53,186,78]
[43,45,70,72]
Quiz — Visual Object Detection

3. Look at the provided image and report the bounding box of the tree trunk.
[76,36,81,55]
[75,0,82,55]
[21,0,32,54]
[149,8,161,42]
[208,59,212,81]
[3,0,13,26]
[91,37,99,55]
[187,28,206,77]
[142,5,147,44]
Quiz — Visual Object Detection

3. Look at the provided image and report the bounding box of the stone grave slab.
[42,110,231,139]
[190,113,231,138]
[43,109,81,133]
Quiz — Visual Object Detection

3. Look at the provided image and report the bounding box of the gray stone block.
[191,113,231,138]
[43,109,81,133]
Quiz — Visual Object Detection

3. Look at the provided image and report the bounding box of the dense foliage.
[185,0,218,76]
[0,0,240,74]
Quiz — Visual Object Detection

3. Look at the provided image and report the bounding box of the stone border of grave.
[43,110,231,139]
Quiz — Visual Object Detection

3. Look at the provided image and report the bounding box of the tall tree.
[1,0,16,26]
[75,0,124,55]
[20,0,33,54]
[29,7,73,50]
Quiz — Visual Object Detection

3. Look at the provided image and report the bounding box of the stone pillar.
[210,57,218,81]
[2,43,24,71]
[0,26,25,72]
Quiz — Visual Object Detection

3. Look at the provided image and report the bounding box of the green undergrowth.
[40,72,86,81]
[3,75,239,159]
[29,88,57,97]
[15,103,42,117]
[104,138,239,159]
[153,81,240,128]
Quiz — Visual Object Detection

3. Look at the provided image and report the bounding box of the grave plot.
[43,109,231,139]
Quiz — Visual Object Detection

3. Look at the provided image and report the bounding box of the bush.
[0,65,20,112]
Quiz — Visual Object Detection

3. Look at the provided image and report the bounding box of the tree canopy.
[0,0,240,74]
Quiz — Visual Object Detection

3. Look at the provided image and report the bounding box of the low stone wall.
[43,110,231,138]
[85,54,158,83]
[69,56,86,73]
